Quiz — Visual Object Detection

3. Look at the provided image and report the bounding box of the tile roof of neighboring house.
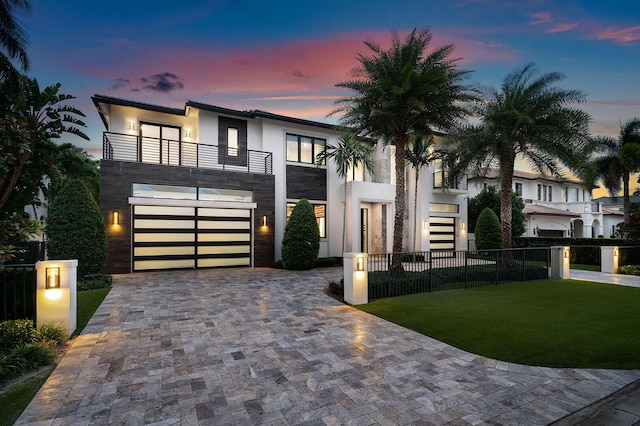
[468,168,584,185]
[593,195,640,206]
[523,204,581,217]
[603,207,624,215]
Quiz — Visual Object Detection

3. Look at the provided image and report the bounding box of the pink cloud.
[546,22,578,33]
[529,12,552,25]
[594,26,640,44]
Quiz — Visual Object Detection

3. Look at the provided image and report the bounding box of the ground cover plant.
[357,279,640,369]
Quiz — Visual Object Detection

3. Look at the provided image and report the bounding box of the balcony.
[433,170,468,193]
[103,132,273,175]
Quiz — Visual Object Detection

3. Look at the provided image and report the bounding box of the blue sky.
[21,0,640,162]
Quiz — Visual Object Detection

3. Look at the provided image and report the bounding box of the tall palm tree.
[0,77,88,212]
[0,0,31,77]
[405,133,437,253]
[315,131,374,254]
[451,63,591,248]
[585,118,640,225]
[333,28,473,263]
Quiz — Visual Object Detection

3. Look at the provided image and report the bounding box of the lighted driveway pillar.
[343,253,368,305]
[36,259,78,337]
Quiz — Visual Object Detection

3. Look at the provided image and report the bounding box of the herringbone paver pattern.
[16,267,640,425]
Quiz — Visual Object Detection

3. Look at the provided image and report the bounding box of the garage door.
[132,205,251,271]
[429,216,455,256]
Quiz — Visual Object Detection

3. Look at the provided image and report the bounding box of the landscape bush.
[46,179,107,277]
[78,273,112,291]
[281,199,319,270]
[618,265,640,276]
[475,208,502,250]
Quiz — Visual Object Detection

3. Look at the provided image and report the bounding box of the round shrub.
[281,199,319,270]
[618,265,640,276]
[475,207,502,250]
[46,179,107,277]
[36,323,66,345]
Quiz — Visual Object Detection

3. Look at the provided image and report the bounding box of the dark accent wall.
[100,160,275,273]
[218,116,247,167]
[286,165,327,200]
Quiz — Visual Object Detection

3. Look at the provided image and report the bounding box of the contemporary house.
[93,95,468,273]
[468,169,610,238]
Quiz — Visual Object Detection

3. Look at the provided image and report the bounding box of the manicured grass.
[357,279,640,369]
[0,287,110,423]
[74,287,110,337]
[570,263,600,271]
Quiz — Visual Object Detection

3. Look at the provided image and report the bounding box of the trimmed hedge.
[46,179,107,277]
[281,199,320,270]
[475,208,502,250]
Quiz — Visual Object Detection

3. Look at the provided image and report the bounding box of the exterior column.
[601,246,619,274]
[343,253,368,305]
[550,246,570,279]
[36,260,78,337]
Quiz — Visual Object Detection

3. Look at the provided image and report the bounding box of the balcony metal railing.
[103,132,273,175]
[433,170,468,191]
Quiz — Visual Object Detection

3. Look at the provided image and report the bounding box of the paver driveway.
[17,267,640,425]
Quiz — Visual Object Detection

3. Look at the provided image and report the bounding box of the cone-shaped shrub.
[475,207,502,250]
[281,199,319,270]
[46,179,107,277]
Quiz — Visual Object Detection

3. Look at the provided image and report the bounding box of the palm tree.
[585,118,640,225]
[0,77,89,212]
[405,133,437,253]
[0,0,31,77]
[315,131,374,254]
[451,63,591,249]
[333,28,473,263]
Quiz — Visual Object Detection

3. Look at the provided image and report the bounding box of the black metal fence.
[1,264,37,322]
[367,247,551,301]
[103,132,273,175]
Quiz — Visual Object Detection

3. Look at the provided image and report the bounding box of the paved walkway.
[17,268,640,425]
[569,269,640,288]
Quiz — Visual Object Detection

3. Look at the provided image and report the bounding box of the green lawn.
[0,287,110,424]
[570,263,600,271]
[357,279,640,369]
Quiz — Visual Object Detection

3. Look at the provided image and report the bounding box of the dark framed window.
[286,133,325,164]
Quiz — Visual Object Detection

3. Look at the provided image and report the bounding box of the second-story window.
[227,127,239,156]
[286,133,325,164]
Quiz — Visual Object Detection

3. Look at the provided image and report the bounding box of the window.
[286,133,325,164]
[429,203,459,213]
[515,182,523,195]
[286,202,326,238]
[548,186,553,201]
[537,184,542,200]
[227,128,238,156]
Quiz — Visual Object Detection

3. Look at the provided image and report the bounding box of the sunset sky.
[23,0,640,185]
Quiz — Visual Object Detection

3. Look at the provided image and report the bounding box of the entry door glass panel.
[429,216,455,252]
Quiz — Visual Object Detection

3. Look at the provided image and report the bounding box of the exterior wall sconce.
[461,222,466,232]
[46,267,60,289]
[261,215,268,227]
[356,255,365,272]
[614,247,619,257]
[185,128,192,139]
[564,248,569,259]
[423,220,429,230]
[112,211,120,226]
[128,120,136,131]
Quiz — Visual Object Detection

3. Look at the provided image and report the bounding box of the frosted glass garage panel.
[198,220,250,230]
[134,219,195,229]
[134,233,195,243]
[198,208,250,218]
[430,234,455,241]
[134,205,195,216]
[197,258,250,268]
[429,203,459,213]
[198,233,250,242]
[198,246,250,255]
[134,246,195,256]
[134,259,195,270]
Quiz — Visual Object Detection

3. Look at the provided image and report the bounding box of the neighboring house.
[93,95,468,273]
[468,169,605,238]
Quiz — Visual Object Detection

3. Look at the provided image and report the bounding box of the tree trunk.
[499,159,515,250]
[623,172,630,225]
[392,135,408,272]
[413,170,419,253]
[0,150,31,212]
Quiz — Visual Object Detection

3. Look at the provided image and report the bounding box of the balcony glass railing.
[433,170,468,191]
[103,132,273,175]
